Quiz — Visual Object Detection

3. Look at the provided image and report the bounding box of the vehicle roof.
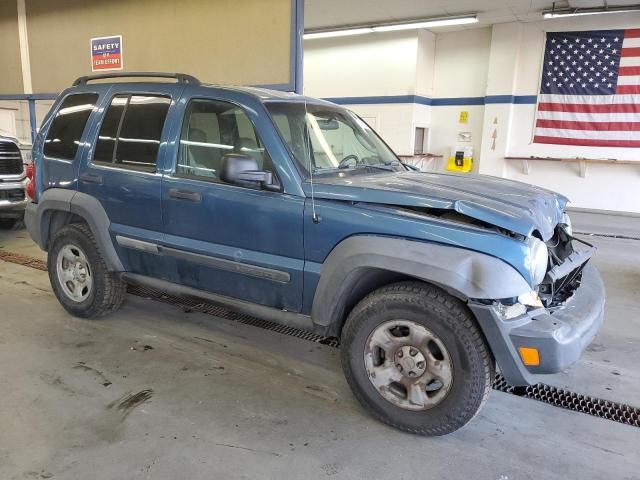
[210,85,337,107]
[68,80,338,108]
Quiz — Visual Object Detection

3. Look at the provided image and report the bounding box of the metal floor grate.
[575,231,640,242]
[2,249,638,428]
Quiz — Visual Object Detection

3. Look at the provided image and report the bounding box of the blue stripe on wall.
[324,95,431,105]
[324,94,538,106]
[431,97,485,106]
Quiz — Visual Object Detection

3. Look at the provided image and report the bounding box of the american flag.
[534,28,640,147]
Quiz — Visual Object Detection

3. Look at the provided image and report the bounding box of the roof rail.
[72,72,201,86]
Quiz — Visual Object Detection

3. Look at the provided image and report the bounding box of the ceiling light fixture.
[543,4,640,19]
[304,15,478,40]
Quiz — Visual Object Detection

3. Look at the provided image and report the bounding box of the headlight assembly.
[560,212,572,236]
[527,237,549,286]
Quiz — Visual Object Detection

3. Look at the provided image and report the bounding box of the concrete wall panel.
[25,0,293,92]
[0,0,24,93]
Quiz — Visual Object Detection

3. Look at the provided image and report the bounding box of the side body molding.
[311,236,532,331]
[26,188,124,271]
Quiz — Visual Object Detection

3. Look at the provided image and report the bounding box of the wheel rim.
[56,243,93,302]
[364,320,453,411]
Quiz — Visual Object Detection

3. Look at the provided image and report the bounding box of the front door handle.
[79,173,103,185]
[168,188,201,203]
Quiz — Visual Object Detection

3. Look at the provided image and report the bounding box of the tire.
[48,223,126,318]
[341,281,494,436]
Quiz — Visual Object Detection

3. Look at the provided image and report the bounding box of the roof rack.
[72,72,201,86]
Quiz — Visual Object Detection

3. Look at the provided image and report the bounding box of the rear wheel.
[48,223,126,318]
[341,281,494,436]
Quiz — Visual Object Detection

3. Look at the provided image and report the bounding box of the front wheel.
[341,281,494,436]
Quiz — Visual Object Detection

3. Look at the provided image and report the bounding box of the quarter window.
[93,94,171,172]
[43,93,98,160]
[176,99,273,182]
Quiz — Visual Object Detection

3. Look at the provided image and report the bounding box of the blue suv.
[25,73,605,435]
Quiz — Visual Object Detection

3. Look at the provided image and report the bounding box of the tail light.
[26,163,35,201]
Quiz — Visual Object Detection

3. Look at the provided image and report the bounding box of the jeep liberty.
[25,73,605,435]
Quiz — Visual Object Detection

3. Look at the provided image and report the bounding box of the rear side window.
[93,94,171,172]
[43,93,98,160]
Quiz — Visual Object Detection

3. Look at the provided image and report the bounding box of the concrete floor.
[1,222,639,480]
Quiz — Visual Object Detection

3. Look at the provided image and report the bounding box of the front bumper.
[470,264,605,386]
[0,179,27,218]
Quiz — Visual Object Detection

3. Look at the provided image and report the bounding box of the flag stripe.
[537,102,640,113]
[619,66,640,76]
[621,47,640,57]
[538,93,640,104]
[625,28,640,38]
[616,85,640,94]
[533,135,640,147]
[622,38,640,48]
[537,111,640,122]
[536,119,640,131]
[534,127,640,140]
[620,57,640,67]
[616,75,640,85]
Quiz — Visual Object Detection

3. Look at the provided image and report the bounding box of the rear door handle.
[168,188,201,203]
[79,173,103,185]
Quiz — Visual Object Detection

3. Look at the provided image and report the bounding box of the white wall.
[432,28,492,98]
[303,31,420,97]
[345,103,418,155]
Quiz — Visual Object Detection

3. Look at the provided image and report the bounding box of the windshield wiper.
[363,163,397,171]
[314,161,400,175]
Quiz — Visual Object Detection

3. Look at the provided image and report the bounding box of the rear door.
[79,84,182,275]
[160,96,305,312]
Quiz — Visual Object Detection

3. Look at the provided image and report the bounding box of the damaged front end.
[538,218,595,309]
[469,214,605,386]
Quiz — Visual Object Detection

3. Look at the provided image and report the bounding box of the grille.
[0,141,24,175]
[0,248,637,428]
[0,189,25,202]
[540,226,588,307]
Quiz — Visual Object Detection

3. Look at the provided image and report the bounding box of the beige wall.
[25,0,293,92]
[0,0,24,93]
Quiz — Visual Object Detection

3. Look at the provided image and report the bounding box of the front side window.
[93,94,171,172]
[43,93,98,160]
[176,99,273,182]
[265,102,403,177]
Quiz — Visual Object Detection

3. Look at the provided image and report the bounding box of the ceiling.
[304,0,640,31]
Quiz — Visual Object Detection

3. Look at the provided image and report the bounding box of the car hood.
[306,171,568,241]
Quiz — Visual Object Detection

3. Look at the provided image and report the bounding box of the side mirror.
[220,153,279,191]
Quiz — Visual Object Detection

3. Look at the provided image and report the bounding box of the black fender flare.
[25,188,124,271]
[310,235,531,331]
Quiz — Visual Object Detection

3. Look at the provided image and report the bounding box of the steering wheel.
[338,154,360,169]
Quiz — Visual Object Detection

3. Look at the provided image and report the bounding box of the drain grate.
[3,249,638,428]
[129,284,341,348]
[575,231,640,242]
[0,250,47,271]
[492,375,639,427]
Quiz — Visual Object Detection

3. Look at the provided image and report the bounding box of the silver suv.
[0,136,30,228]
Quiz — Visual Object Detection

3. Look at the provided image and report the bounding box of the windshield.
[266,102,404,176]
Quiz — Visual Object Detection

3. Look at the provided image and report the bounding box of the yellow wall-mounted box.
[447,146,473,173]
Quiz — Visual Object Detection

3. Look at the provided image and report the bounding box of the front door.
[161,98,305,312]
